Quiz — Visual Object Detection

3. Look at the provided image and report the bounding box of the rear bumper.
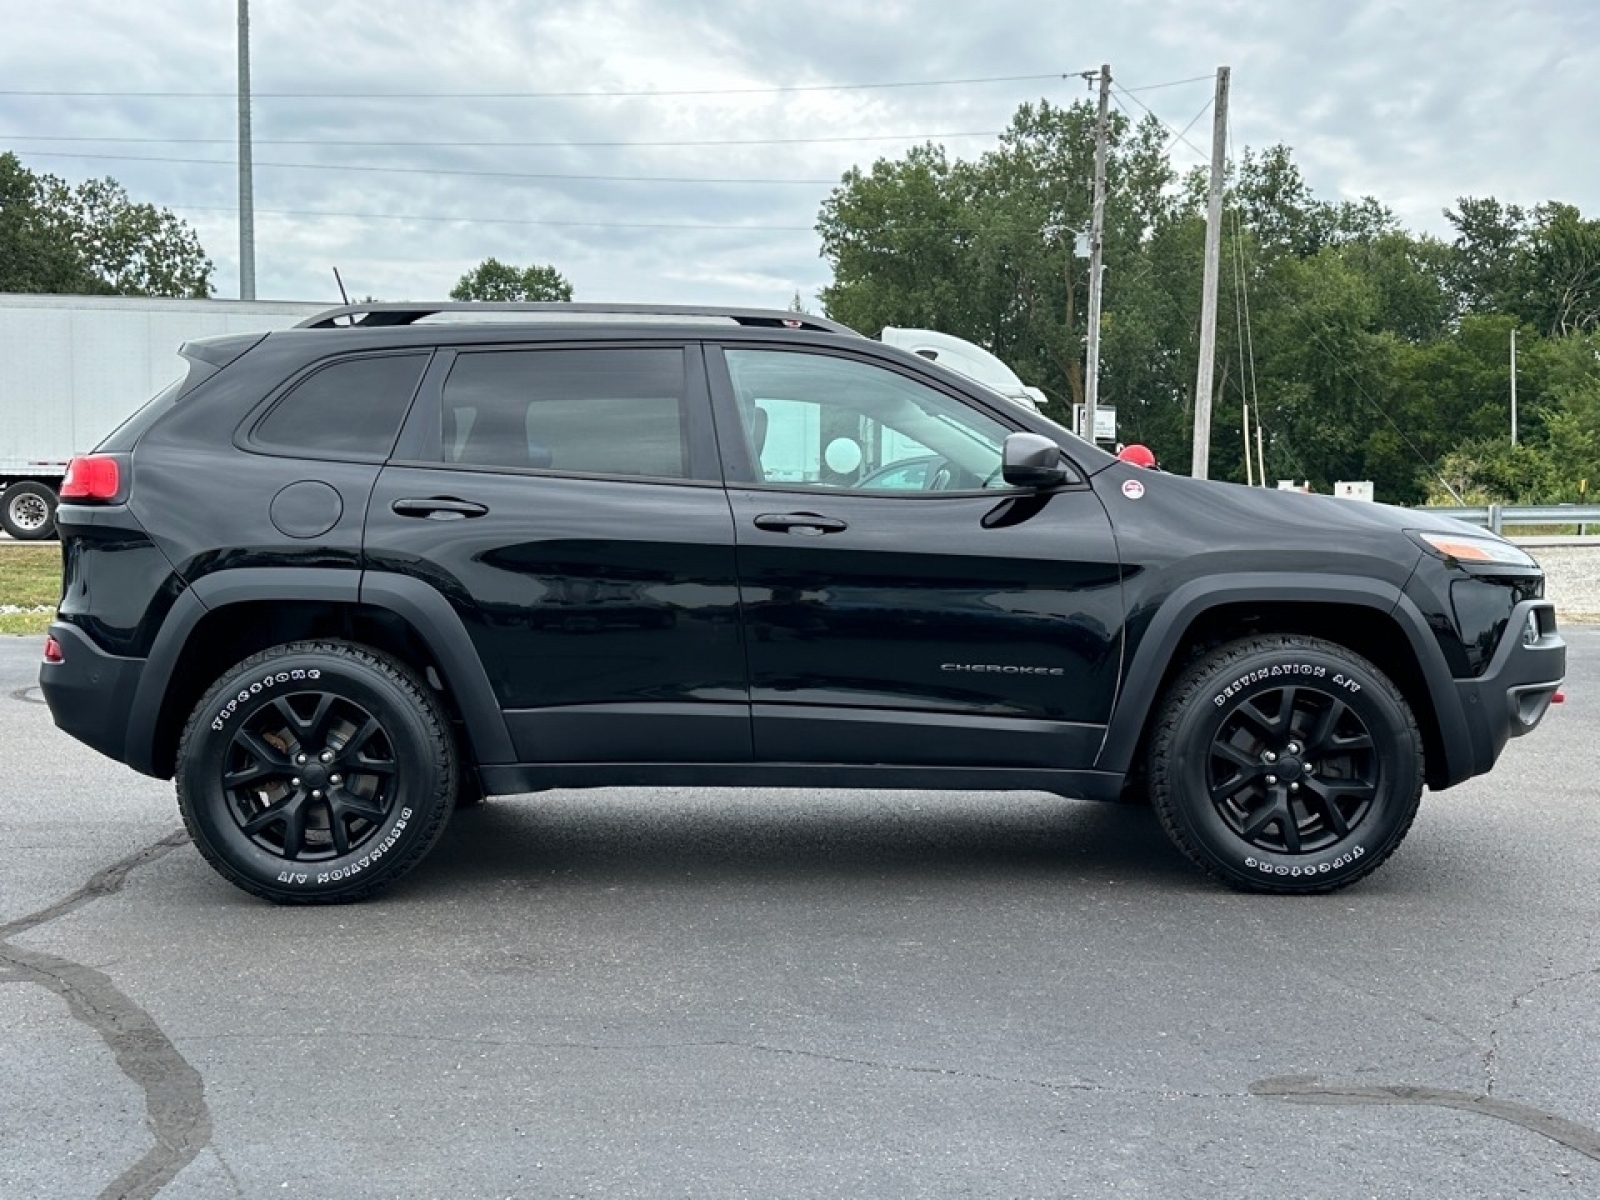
[38,621,147,770]
[1447,599,1565,783]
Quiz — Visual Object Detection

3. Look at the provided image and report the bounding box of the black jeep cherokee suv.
[39,303,1566,903]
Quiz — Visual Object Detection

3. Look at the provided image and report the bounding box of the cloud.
[2,0,1596,307]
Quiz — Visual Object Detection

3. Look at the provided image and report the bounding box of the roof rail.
[293,301,861,336]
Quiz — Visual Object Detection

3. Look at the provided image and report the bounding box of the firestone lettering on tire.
[211,668,322,730]
[1244,845,1365,876]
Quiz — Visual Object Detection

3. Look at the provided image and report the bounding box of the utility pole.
[1510,326,1519,444]
[1083,63,1111,444]
[1242,403,1254,487]
[237,0,256,300]
[1191,66,1231,478]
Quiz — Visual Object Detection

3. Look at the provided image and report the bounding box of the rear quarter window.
[96,375,186,453]
[250,352,429,459]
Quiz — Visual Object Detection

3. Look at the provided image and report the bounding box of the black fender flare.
[124,568,513,775]
[1095,573,1470,784]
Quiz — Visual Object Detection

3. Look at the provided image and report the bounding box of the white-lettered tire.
[1148,634,1424,894]
[175,641,455,904]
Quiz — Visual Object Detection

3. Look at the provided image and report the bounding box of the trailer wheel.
[1,482,58,540]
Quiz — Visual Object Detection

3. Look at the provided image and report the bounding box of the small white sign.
[1334,480,1375,502]
[1072,404,1117,442]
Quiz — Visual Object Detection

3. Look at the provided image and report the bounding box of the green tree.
[817,100,1175,424]
[1525,330,1600,499]
[816,142,980,335]
[450,258,573,302]
[0,152,90,292]
[1523,203,1600,337]
[1444,197,1529,320]
[0,151,211,296]
[811,101,1597,503]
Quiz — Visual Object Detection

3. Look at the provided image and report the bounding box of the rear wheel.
[176,641,455,904]
[1,481,57,540]
[1148,634,1423,893]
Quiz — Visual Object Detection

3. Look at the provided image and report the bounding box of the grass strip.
[0,545,61,635]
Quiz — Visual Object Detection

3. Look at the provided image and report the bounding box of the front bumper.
[39,621,147,768]
[1451,599,1565,781]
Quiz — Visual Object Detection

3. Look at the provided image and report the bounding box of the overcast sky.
[1,0,1594,310]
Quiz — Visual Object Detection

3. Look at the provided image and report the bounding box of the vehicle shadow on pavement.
[399,790,1198,895]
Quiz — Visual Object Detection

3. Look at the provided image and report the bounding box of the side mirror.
[1000,432,1068,488]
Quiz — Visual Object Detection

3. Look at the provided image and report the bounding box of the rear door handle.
[752,512,848,535]
[391,497,489,520]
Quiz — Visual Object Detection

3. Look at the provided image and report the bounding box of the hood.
[1122,469,1497,541]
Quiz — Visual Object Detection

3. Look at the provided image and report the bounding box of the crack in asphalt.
[1485,964,1600,1097]
[0,829,212,1200]
[1251,1075,1600,1164]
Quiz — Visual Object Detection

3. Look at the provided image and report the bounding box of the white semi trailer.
[0,293,325,539]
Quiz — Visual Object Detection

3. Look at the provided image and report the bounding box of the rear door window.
[439,347,695,480]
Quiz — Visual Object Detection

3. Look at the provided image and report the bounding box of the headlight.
[1408,530,1539,569]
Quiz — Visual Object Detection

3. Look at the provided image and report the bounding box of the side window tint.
[253,353,427,458]
[442,348,689,479]
[723,349,1016,491]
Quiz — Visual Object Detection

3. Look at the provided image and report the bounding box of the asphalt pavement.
[2,629,1598,1199]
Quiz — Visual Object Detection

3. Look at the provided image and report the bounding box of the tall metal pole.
[1191,66,1231,478]
[1083,63,1111,444]
[237,0,256,300]
[1510,326,1519,445]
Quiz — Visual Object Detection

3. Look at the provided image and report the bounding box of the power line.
[0,71,1078,100]
[14,150,838,186]
[162,201,1072,236]
[1161,98,1215,160]
[0,130,1005,150]
[1120,74,1216,93]
[168,203,819,230]
[1113,84,1211,161]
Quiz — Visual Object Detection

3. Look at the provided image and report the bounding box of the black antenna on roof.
[332,267,350,306]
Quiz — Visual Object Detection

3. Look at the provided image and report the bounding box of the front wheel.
[176,641,456,904]
[1148,635,1424,894]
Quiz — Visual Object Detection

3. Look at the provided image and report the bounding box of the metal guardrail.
[1416,504,1600,534]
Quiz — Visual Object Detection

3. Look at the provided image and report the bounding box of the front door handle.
[391,497,489,520]
[752,512,848,535]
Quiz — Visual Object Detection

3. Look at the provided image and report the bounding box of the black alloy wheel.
[1148,634,1424,894]
[1206,684,1378,856]
[223,690,399,862]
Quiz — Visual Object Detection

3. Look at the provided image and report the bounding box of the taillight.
[43,636,64,663]
[60,455,122,501]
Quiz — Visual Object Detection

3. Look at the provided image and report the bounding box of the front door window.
[723,349,1014,492]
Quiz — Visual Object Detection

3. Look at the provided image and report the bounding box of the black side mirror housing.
[1000,432,1068,488]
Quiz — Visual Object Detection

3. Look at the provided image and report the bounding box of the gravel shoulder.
[1522,545,1600,623]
